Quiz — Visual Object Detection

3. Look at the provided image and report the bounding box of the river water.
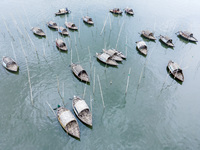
[0,0,200,149]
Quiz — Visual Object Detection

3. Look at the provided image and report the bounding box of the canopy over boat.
[73,65,87,76]
[74,100,89,114]
[137,41,147,49]
[168,62,182,72]
[56,39,65,47]
[99,53,111,62]
[59,110,76,126]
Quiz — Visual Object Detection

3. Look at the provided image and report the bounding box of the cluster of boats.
[57,96,92,139]
[96,49,126,66]
[1,6,198,139]
[110,8,134,15]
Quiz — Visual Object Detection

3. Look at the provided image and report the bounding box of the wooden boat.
[31,27,46,37]
[47,21,58,30]
[159,35,174,47]
[110,49,126,59]
[71,63,90,83]
[72,96,92,127]
[141,30,156,40]
[136,41,147,56]
[168,60,184,82]
[83,16,94,25]
[58,27,69,36]
[96,52,118,66]
[124,8,134,15]
[57,107,80,139]
[110,8,122,14]
[55,8,70,15]
[2,56,18,72]
[102,49,123,62]
[56,39,67,51]
[177,31,198,42]
[65,22,78,30]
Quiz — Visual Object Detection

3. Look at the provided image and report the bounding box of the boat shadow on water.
[83,22,94,28]
[177,36,197,45]
[166,67,183,85]
[56,47,68,53]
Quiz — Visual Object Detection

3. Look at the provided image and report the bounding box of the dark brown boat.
[31,27,46,37]
[177,31,198,42]
[83,16,94,25]
[110,8,122,14]
[159,35,174,47]
[136,41,147,56]
[141,30,156,40]
[56,39,67,51]
[47,21,58,30]
[58,27,69,36]
[57,107,80,139]
[55,8,70,15]
[65,22,78,30]
[168,60,184,82]
[72,96,92,127]
[96,52,118,66]
[71,63,90,83]
[124,8,134,15]
[2,56,19,72]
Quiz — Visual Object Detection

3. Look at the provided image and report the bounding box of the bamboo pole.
[90,95,92,113]
[83,84,87,99]
[79,18,81,39]
[97,75,105,108]
[19,39,34,105]
[125,36,128,57]
[46,101,56,117]
[125,68,131,95]
[2,16,15,41]
[115,21,124,49]
[100,14,109,35]
[11,41,17,61]
[93,67,96,95]
[56,76,64,105]
[74,35,80,63]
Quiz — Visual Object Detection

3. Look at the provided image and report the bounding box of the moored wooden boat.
[177,31,198,42]
[159,35,174,47]
[136,41,147,56]
[47,21,58,29]
[72,96,92,127]
[141,30,156,40]
[57,107,80,139]
[56,39,67,51]
[96,52,118,66]
[83,16,94,25]
[65,22,78,30]
[2,56,19,72]
[102,49,123,62]
[58,27,69,36]
[110,49,126,59]
[55,8,70,15]
[31,27,46,37]
[167,60,184,82]
[71,63,90,83]
[124,8,134,15]
[110,8,122,14]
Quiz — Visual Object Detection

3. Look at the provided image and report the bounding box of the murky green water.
[0,0,200,149]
